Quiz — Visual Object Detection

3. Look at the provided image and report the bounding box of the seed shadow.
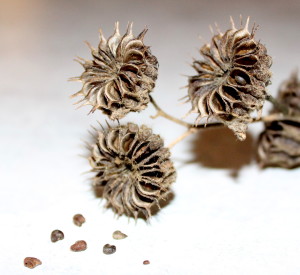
[93,186,175,221]
[187,127,255,178]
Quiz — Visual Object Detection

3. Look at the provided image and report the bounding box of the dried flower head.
[188,17,272,140]
[277,71,300,115]
[88,123,176,219]
[257,119,300,168]
[71,22,158,120]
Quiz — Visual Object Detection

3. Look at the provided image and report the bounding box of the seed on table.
[112,230,127,240]
[143,260,150,265]
[24,257,42,269]
[73,214,85,227]
[103,244,116,255]
[70,240,87,252]
[51,229,64,242]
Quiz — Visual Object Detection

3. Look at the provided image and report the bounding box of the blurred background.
[1,0,300,274]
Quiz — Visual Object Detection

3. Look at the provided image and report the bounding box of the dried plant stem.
[168,128,198,149]
[150,96,223,129]
[150,95,280,148]
[150,96,192,128]
[266,94,289,115]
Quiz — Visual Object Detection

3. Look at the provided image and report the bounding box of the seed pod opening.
[71,22,158,120]
[188,17,272,140]
[88,123,176,220]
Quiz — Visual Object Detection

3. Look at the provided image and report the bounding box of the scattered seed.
[112,230,127,240]
[24,257,42,269]
[143,260,150,265]
[73,214,86,227]
[51,229,64,242]
[70,240,87,252]
[103,244,116,255]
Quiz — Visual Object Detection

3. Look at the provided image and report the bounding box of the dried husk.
[88,123,176,220]
[257,119,300,168]
[188,18,272,140]
[277,72,300,115]
[72,23,158,120]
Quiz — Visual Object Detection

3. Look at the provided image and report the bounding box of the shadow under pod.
[188,127,255,178]
[93,186,175,221]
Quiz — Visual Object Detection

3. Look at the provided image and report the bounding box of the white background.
[1,0,300,274]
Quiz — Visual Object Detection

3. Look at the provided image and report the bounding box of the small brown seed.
[51,229,64,242]
[112,230,127,240]
[73,214,85,227]
[143,260,150,265]
[103,244,116,255]
[24,257,42,269]
[70,240,87,252]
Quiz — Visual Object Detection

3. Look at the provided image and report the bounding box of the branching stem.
[149,95,288,149]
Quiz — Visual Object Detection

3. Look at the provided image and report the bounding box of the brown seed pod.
[277,71,300,115]
[88,123,176,220]
[71,22,158,120]
[188,17,272,140]
[257,119,300,168]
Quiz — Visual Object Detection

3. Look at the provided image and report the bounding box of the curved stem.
[150,95,223,129]
[150,96,192,128]
[168,128,198,149]
[266,94,289,115]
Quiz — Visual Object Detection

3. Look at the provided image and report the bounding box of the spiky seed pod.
[277,72,300,115]
[188,17,272,140]
[257,119,300,168]
[88,123,176,220]
[71,23,158,120]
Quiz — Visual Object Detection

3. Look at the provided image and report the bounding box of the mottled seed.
[143,260,150,265]
[235,75,247,86]
[73,214,85,227]
[103,244,116,255]
[70,240,87,252]
[112,230,127,240]
[24,257,42,269]
[51,229,64,242]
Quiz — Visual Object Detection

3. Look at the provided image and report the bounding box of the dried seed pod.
[71,22,158,120]
[188,17,272,140]
[88,123,176,220]
[277,72,300,115]
[24,257,42,269]
[112,230,127,240]
[257,119,300,168]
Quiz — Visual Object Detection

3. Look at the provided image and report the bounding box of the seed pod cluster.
[88,123,176,219]
[257,119,300,168]
[72,22,158,120]
[188,17,272,140]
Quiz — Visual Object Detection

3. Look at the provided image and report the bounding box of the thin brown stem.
[266,94,289,115]
[168,128,198,149]
[150,95,281,149]
[150,96,192,128]
[150,95,223,129]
